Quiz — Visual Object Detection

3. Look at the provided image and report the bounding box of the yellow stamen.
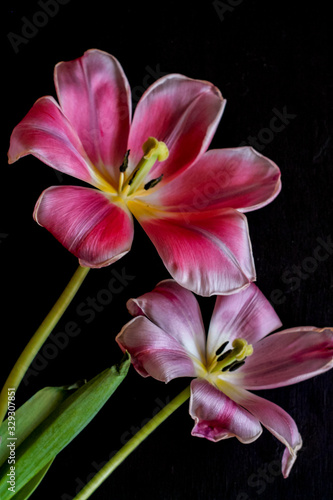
[118,171,125,192]
[121,184,131,198]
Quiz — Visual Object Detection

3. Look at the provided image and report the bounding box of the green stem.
[0,265,89,424]
[74,385,191,500]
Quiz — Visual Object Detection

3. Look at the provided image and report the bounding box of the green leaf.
[0,384,81,467]
[0,353,130,498]
[8,460,54,500]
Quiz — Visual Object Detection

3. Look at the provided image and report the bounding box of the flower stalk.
[73,385,191,500]
[0,265,89,424]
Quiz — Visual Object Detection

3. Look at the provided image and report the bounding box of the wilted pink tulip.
[116,280,333,477]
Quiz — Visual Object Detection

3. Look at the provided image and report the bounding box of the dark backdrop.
[2,1,333,499]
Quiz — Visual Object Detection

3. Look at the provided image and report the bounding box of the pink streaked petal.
[34,185,134,268]
[127,74,225,182]
[221,382,302,478]
[232,327,333,390]
[8,96,95,185]
[55,49,131,185]
[130,204,255,297]
[189,379,262,444]
[126,280,206,365]
[206,283,282,363]
[116,316,199,382]
[143,147,281,213]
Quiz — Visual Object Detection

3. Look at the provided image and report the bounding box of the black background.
[1,1,333,499]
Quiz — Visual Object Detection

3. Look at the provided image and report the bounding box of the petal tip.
[78,249,131,269]
[281,436,303,478]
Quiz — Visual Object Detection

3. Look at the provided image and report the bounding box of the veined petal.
[34,185,134,267]
[128,74,225,182]
[129,204,256,297]
[189,379,262,444]
[143,147,281,213]
[232,327,333,390]
[116,316,200,382]
[206,283,282,365]
[8,96,97,186]
[220,381,302,478]
[126,280,206,366]
[55,49,131,185]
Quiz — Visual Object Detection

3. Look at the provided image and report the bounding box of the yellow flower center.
[118,137,169,198]
[209,338,253,374]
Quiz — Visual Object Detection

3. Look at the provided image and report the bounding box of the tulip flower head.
[8,49,281,296]
[116,280,333,477]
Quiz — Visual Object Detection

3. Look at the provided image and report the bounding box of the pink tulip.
[116,280,333,477]
[8,49,281,296]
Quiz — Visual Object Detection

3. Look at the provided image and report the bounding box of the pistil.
[122,137,169,196]
[212,338,253,373]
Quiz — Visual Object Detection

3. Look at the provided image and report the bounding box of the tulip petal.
[34,186,134,267]
[129,203,255,296]
[8,96,97,186]
[232,327,333,390]
[206,283,282,364]
[55,49,131,185]
[219,381,302,478]
[126,280,206,366]
[143,147,281,213]
[189,379,262,444]
[116,316,200,381]
[128,74,225,182]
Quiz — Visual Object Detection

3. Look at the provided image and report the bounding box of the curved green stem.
[74,385,191,500]
[0,265,89,424]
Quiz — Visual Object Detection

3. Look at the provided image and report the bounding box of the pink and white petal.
[116,316,199,382]
[55,49,131,185]
[143,147,281,213]
[189,379,262,444]
[126,280,206,365]
[127,74,225,182]
[206,283,282,364]
[34,185,134,268]
[221,381,302,478]
[8,96,96,185]
[129,203,256,297]
[232,327,333,390]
